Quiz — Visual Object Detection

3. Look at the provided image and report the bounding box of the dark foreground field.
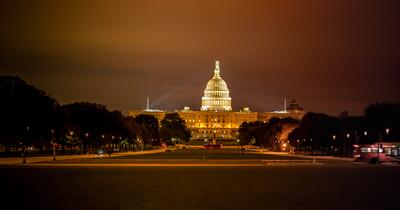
[1,165,399,210]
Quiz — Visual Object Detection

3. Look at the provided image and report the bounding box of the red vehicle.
[353,142,400,164]
[204,144,222,149]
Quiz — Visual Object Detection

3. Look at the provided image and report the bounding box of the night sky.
[1,0,399,115]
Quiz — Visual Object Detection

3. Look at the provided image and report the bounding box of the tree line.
[238,117,299,149]
[238,103,400,156]
[0,76,190,156]
[289,104,400,156]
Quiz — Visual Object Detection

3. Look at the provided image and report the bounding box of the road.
[1,149,399,210]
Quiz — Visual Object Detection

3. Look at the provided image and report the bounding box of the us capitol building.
[129,61,305,140]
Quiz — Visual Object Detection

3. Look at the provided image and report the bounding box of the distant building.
[128,61,305,140]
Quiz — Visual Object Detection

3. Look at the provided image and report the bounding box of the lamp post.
[22,126,30,164]
[375,140,381,164]
[51,129,56,161]
[363,131,368,145]
[385,128,390,135]
[385,128,390,141]
[332,135,336,155]
[85,132,89,154]
[345,133,350,156]
[119,136,122,151]
[111,135,115,152]
[108,135,115,158]
[101,134,105,148]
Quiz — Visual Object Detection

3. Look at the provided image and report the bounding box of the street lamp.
[22,126,30,164]
[101,134,105,148]
[51,129,56,161]
[331,135,336,155]
[111,136,115,151]
[385,128,390,135]
[346,133,350,139]
[364,131,368,136]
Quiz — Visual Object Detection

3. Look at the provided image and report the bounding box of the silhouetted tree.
[134,114,159,145]
[238,118,299,148]
[60,102,133,152]
[364,103,400,142]
[0,76,58,152]
[159,113,190,144]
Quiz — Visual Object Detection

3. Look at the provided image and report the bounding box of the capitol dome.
[205,77,229,92]
[201,61,232,111]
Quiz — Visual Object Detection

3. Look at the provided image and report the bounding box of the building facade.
[128,61,305,140]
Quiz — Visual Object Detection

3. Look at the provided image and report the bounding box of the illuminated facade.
[128,61,305,140]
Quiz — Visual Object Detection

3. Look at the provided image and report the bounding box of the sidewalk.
[0,149,163,165]
[260,151,354,161]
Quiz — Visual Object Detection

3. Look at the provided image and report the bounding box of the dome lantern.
[214,60,221,78]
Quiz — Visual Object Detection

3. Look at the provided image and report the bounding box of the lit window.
[360,148,372,153]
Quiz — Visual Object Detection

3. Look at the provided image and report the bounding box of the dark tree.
[60,102,134,152]
[159,113,191,144]
[134,114,160,145]
[0,76,58,152]
[238,122,251,145]
[238,118,299,148]
[364,103,400,141]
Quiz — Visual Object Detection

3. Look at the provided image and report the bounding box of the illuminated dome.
[205,77,228,92]
[201,61,232,111]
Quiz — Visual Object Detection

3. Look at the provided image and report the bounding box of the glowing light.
[385,128,390,135]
